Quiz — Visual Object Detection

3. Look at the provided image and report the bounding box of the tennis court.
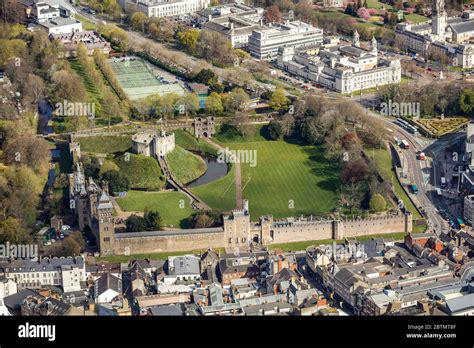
[109,57,184,100]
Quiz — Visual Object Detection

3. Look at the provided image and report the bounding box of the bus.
[457,218,465,229]
[441,177,446,188]
[401,139,410,149]
[411,184,418,194]
[436,188,442,196]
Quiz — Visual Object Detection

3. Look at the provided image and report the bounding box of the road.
[366,111,448,234]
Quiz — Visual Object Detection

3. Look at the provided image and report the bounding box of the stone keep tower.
[96,191,115,256]
[223,200,251,251]
[432,0,447,39]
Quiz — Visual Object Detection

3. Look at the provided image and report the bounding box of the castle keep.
[69,165,412,256]
[132,129,175,158]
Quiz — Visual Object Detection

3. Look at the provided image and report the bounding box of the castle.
[69,164,413,256]
[132,129,175,158]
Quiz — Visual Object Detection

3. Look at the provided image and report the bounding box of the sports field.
[109,57,184,100]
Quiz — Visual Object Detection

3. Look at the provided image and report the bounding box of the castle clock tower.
[96,191,115,256]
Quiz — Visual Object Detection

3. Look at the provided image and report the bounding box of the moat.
[187,153,229,188]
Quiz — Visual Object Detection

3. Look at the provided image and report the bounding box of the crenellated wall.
[104,213,412,255]
[111,230,225,255]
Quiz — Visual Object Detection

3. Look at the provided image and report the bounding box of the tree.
[0,216,30,244]
[370,193,387,212]
[194,212,215,228]
[269,88,289,112]
[100,160,119,176]
[194,68,217,86]
[3,165,42,225]
[131,11,148,33]
[205,92,223,114]
[3,127,50,173]
[460,89,474,115]
[177,29,200,54]
[264,5,282,24]
[82,156,101,180]
[22,73,45,105]
[224,87,250,112]
[178,93,199,121]
[144,210,162,231]
[189,211,220,228]
[341,159,369,184]
[125,214,147,232]
[339,182,364,213]
[267,121,283,140]
[51,69,86,103]
[102,170,129,193]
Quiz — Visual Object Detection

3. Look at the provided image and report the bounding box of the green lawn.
[191,163,236,212]
[173,129,217,155]
[217,134,341,219]
[114,153,165,190]
[77,135,132,154]
[166,145,206,184]
[269,231,408,252]
[116,190,194,228]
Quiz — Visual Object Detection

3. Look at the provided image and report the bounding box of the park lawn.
[269,232,408,252]
[116,190,194,228]
[77,135,132,154]
[166,145,206,184]
[173,129,217,155]
[225,139,341,220]
[191,164,236,212]
[114,153,165,190]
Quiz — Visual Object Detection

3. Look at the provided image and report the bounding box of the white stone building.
[201,3,264,48]
[124,0,210,18]
[395,0,474,68]
[248,20,324,61]
[277,33,401,93]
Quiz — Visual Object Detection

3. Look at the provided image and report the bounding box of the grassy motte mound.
[166,146,206,184]
[114,153,165,190]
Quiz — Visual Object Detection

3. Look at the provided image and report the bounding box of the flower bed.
[414,117,469,137]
